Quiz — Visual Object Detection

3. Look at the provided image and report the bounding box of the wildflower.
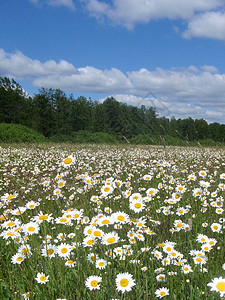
[156,274,166,282]
[87,253,99,263]
[207,277,225,297]
[220,173,225,180]
[181,264,193,274]
[199,170,207,178]
[85,275,102,291]
[41,244,56,258]
[146,188,158,197]
[82,236,96,247]
[101,185,114,196]
[35,272,49,284]
[115,272,136,293]
[25,200,39,210]
[196,234,209,244]
[65,259,76,268]
[102,232,119,245]
[22,222,39,235]
[211,223,222,233]
[155,287,169,298]
[112,211,130,224]
[129,199,145,213]
[193,256,207,265]
[143,174,152,181]
[97,215,113,227]
[53,188,61,196]
[56,243,72,258]
[96,259,107,269]
[11,253,25,264]
[57,179,66,188]
[62,156,75,167]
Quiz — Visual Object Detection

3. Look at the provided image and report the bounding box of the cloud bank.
[0,48,224,123]
[82,0,225,40]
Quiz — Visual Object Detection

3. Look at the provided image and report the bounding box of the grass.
[0,144,225,299]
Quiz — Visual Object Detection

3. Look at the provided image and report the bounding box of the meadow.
[0,143,225,299]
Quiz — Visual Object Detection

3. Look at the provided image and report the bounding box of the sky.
[1,0,225,124]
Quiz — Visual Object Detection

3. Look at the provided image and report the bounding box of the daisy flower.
[211,222,222,233]
[41,244,56,258]
[56,243,72,258]
[207,277,225,297]
[220,173,225,180]
[129,200,145,213]
[95,258,107,269]
[82,236,96,247]
[115,272,136,294]
[85,275,102,291]
[35,272,49,284]
[22,222,40,235]
[62,156,75,167]
[11,253,26,264]
[112,211,130,224]
[181,264,193,274]
[102,232,119,246]
[155,287,169,298]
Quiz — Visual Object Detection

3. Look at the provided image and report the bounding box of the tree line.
[0,76,224,143]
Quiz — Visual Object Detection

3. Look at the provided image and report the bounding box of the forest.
[0,76,224,144]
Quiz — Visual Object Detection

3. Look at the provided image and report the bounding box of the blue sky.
[1,0,225,124]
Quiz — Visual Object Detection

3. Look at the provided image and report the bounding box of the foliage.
[0,123,46,143]
[1,76,225,145]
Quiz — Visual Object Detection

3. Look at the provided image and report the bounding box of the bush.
[0,123,46,143]
[48,130,118,144]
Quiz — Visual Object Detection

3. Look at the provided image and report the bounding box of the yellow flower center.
[196,257,202,262]
[102,220,110,225]
[134,203,141,209]
[7,222,15,227]
[40,276,46,282]
[120,278,129,287]
[91,280,98,287]
[61,248,68,254]
[118,216,125,221]
[67,260,74,264]
[60,218,67,222]
[58,182,64,187]
[216,282,225,291]
[47,249,54,255]
[99,262,104,267]
[87,240,94,245]
[39,215,48,220]
[94,231,101,236]
[107,237,116,244]
[64,158,72,164]
[16,257,23,261]
[104,187,110,192]
[28,227,35,232]
[7,195,15,200]
[160,292,166,296]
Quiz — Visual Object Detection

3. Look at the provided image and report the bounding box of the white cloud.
[182,11,225,40]
[29,0,75,10]
[84,0,223,29]
[0,49,76,78]
[200,65,219,73]
[1,48,225,123]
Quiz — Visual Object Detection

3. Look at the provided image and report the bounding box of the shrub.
[0,123,46,143]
